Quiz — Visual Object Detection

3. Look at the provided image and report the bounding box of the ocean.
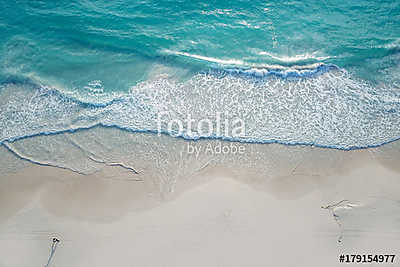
[0,0,399,154]
[2,4,400,262]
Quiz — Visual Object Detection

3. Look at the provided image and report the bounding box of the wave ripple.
[1,67,399,150]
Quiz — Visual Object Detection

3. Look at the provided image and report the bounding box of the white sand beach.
[0,131,399,267]
[1,1,399,266]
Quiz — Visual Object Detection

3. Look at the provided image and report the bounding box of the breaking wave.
[1,65,400,150]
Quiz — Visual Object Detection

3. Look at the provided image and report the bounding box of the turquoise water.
[0,0,399,149]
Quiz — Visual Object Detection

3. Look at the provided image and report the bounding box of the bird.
[45,238,61,267]
[321,200,360,243]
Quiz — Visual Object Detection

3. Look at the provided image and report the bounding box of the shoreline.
[2,123,400,152]
[1,131,399,266]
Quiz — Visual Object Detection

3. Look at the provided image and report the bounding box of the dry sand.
[0,138,399,267]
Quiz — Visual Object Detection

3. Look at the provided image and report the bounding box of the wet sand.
[0,133,399,267]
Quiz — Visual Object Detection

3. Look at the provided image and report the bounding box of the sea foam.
[0,66,399,150]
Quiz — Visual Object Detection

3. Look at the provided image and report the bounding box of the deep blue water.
[0,0,399,149]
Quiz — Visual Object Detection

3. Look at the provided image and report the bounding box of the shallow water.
[0,1,399,156]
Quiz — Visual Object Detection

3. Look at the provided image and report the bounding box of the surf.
[1,65,399,150]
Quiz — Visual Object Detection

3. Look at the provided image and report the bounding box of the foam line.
[2,142,89,175]
[1,64,399,151]
[221,64,338,79]
[87,156,141,175]
[2,123,400,151]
